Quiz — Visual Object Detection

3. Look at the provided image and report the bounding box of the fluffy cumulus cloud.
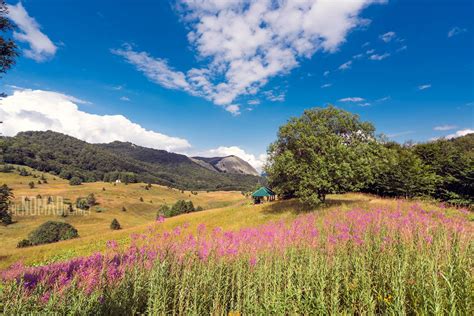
[445,129,474,139]
[7,2,57,62]
[0,89,190,152]
[199,146,267,172]
[434,125,457,131]
[113,0,387,114]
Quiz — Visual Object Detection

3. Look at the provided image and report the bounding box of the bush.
[110,219,121,230]
[69,177,82,186]
[28,221,79,246]
[86,193,97,207]
[76,198,89,210]
[17,239,32,248]
[28,181,35,189]
[0,164,14,173]
[122,206,127,212]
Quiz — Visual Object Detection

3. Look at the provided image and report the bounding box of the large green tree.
[265,106,379,206]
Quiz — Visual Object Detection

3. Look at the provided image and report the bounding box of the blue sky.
[1,0,473,170]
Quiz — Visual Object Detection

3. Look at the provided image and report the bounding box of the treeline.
[266,106,473,206]
[366,136,473,205]
[0,131,261,191]
[157,200,203,218]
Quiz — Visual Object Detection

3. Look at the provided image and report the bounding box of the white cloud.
[113,0,387,113]
[247,99,260,105]
[112,46,191,91]
[376,96,390,102]
[366,49,375,54]
[448,27,467,38]
[418,84,431,90]
[199,146,267,172]
[396,45,407,52]
[352,53,364,59]
[263,90,285,102]
[380,31,396,43]
[323,70,330,76]
[362,41,370,47]
[120,96,131,101]
[321,83,332,88]
[434,125,457,131]
[224,104,241,115]
[0,89,190,152]
[338,60,353,70]
[7,2,57,62]
[369,53,390,60]
[358,102,371,106]
[339,97,365,102]
[445,129,473,139]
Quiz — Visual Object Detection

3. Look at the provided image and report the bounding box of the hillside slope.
[0,131,261,191]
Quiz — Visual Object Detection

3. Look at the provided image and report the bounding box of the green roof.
[252,186,276,197]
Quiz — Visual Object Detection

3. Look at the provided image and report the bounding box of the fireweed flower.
[1,204,471,297]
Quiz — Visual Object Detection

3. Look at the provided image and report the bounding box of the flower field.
[1,201,472,314]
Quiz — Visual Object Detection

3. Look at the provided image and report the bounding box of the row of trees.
[266,106,473,206]
[157,200,203,218]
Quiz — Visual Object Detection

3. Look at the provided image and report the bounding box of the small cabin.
[251,186,276,204]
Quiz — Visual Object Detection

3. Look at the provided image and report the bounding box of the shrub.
[0,164,14,173]
[69,177,82,186]
[86,193,97,207]
[17,239,32,248]
[122,206,127,212]
[18,168,29,176]
[28,181,35,189]
[76,198,89,210]
[139,197,144,202]
[110,219,121,230]
[28,221,79,246]
[157,204,171,217]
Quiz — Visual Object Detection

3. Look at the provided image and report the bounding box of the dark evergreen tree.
[0,184,13,225]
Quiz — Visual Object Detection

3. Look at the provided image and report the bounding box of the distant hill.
[0,131,262,191]
[191,156,259,176]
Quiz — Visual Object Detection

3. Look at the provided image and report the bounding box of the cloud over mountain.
[0,89,190,152]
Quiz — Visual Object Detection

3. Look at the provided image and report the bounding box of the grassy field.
[1,187,471,314]
[1,167,392,269]
[1,167,471,274]
[0,168,246,268]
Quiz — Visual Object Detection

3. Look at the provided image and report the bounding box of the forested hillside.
[0,131,261,191]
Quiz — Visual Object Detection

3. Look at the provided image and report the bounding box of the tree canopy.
[265,106,379,206]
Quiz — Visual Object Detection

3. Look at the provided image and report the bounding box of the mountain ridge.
[0,131,262,191]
